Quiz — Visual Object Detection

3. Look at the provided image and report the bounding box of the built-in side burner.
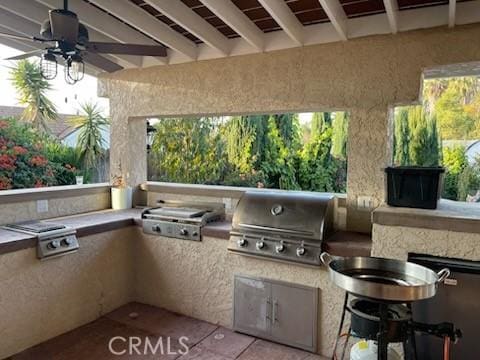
[3,220,78,260]
[142,201,225,241]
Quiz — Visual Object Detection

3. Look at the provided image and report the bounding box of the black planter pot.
[385,166,445,210]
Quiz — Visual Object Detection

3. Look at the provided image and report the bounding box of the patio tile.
[177,346,234,360]
[236,339,312,360]
[303,355,329,360]
[195,327,255,359]
[12,317,125,360]
[105,302,218,346]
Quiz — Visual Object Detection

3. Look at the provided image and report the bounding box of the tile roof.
[0,105,77,140]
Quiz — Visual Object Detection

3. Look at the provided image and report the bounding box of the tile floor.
[10,302,327,360]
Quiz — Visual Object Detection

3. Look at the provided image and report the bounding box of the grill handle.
[437,268,450,283]
[320,252,333,266]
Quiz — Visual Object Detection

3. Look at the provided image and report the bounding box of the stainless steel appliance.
[142,201,225,241]
[4,221,78,260]
[322,252,462,360]
[409,253,480,360]
[320,252,450,302]
[228,191,335,266]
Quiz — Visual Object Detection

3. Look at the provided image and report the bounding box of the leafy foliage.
[149,112,349,192]
[0,118,76,189]
[9,60,57,133]
[70,102,109,172]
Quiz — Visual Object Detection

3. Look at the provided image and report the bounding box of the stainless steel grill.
[142,200,225,241]
[228,191,335,266]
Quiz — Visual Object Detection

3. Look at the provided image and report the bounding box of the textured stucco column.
[109,105,147,205]
[347,106,393,232]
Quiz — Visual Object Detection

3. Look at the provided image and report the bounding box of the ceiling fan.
[0,0,167,83]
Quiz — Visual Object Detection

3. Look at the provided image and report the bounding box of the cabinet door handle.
[273,300,278,323]
[266,298,272,321]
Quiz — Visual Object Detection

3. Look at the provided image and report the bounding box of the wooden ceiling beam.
[144,0,231,56]
[449,0,456,28]
[258,0,304,46]
[200,0,264,51]
[318,0,348,40]
[90,0,197,61]
[383,0,399,33]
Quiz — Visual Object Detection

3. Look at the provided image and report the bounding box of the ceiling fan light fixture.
[65,54,84,84]
[40,52,57,81]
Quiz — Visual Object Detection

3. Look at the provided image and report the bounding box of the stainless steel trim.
[238,223,314,236]
[321,252,450,302]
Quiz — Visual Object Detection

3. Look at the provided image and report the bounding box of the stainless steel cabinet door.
[271,283,318,352]
[233,275,271,337]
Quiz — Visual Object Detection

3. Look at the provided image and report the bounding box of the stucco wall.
[372,224,480,261]
[134,229,344,357]
[99,24,480,233]
[0,228,135,359]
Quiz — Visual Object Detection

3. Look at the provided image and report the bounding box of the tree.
[70,102,109,172]
[261,116,300,190]
[299,126,338,192]
[331,112,348,160]
[442,146,468,200]
[394,108,410,165]
[408,107,440,166]
[10,60,57,133]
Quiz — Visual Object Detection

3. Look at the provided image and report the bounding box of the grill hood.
[232,191,335,242]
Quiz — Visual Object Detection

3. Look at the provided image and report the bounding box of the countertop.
[0,208,372,257]
[373,199,480,234]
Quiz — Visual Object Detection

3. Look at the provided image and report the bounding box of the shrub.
[0,118,77,189]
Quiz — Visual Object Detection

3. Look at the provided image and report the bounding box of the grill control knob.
[62,237,73,246]
[237,238,247,247]
[152,225,161,233]
[180,228,188,236]
[275,243,285,253]
[296,247,306,257]
[256,241,265,250]
[48,240,60,250]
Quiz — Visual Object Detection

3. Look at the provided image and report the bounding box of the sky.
[0,44,109,116]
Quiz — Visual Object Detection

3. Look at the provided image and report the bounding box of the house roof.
[0,105,77,140]
[0,0,478,73]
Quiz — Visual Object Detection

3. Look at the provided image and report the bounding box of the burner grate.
[5,221,66,233]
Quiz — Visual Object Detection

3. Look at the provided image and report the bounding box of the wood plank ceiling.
[0,0,478,72]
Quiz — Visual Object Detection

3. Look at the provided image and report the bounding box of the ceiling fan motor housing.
[42,9,84,46]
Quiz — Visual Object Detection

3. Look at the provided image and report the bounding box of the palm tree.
[10,60,57,132]
[70,102,109,171]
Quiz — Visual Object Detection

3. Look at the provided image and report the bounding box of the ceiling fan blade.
[5,49,45,61]
[0,31,36,42]
[82,52,123,73]
[86,42,167,57]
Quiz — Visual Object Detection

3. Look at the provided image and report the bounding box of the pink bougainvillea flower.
[0,154,16,171]
[0,176,12,190]
[12,146,28,155]
[29,155,48,167]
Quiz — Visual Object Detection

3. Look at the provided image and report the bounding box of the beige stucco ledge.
[372,200,480,234]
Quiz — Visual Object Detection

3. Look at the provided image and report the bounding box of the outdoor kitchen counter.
[373,199,480,234]
[0,208,144,255]
[0,208,372,256]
